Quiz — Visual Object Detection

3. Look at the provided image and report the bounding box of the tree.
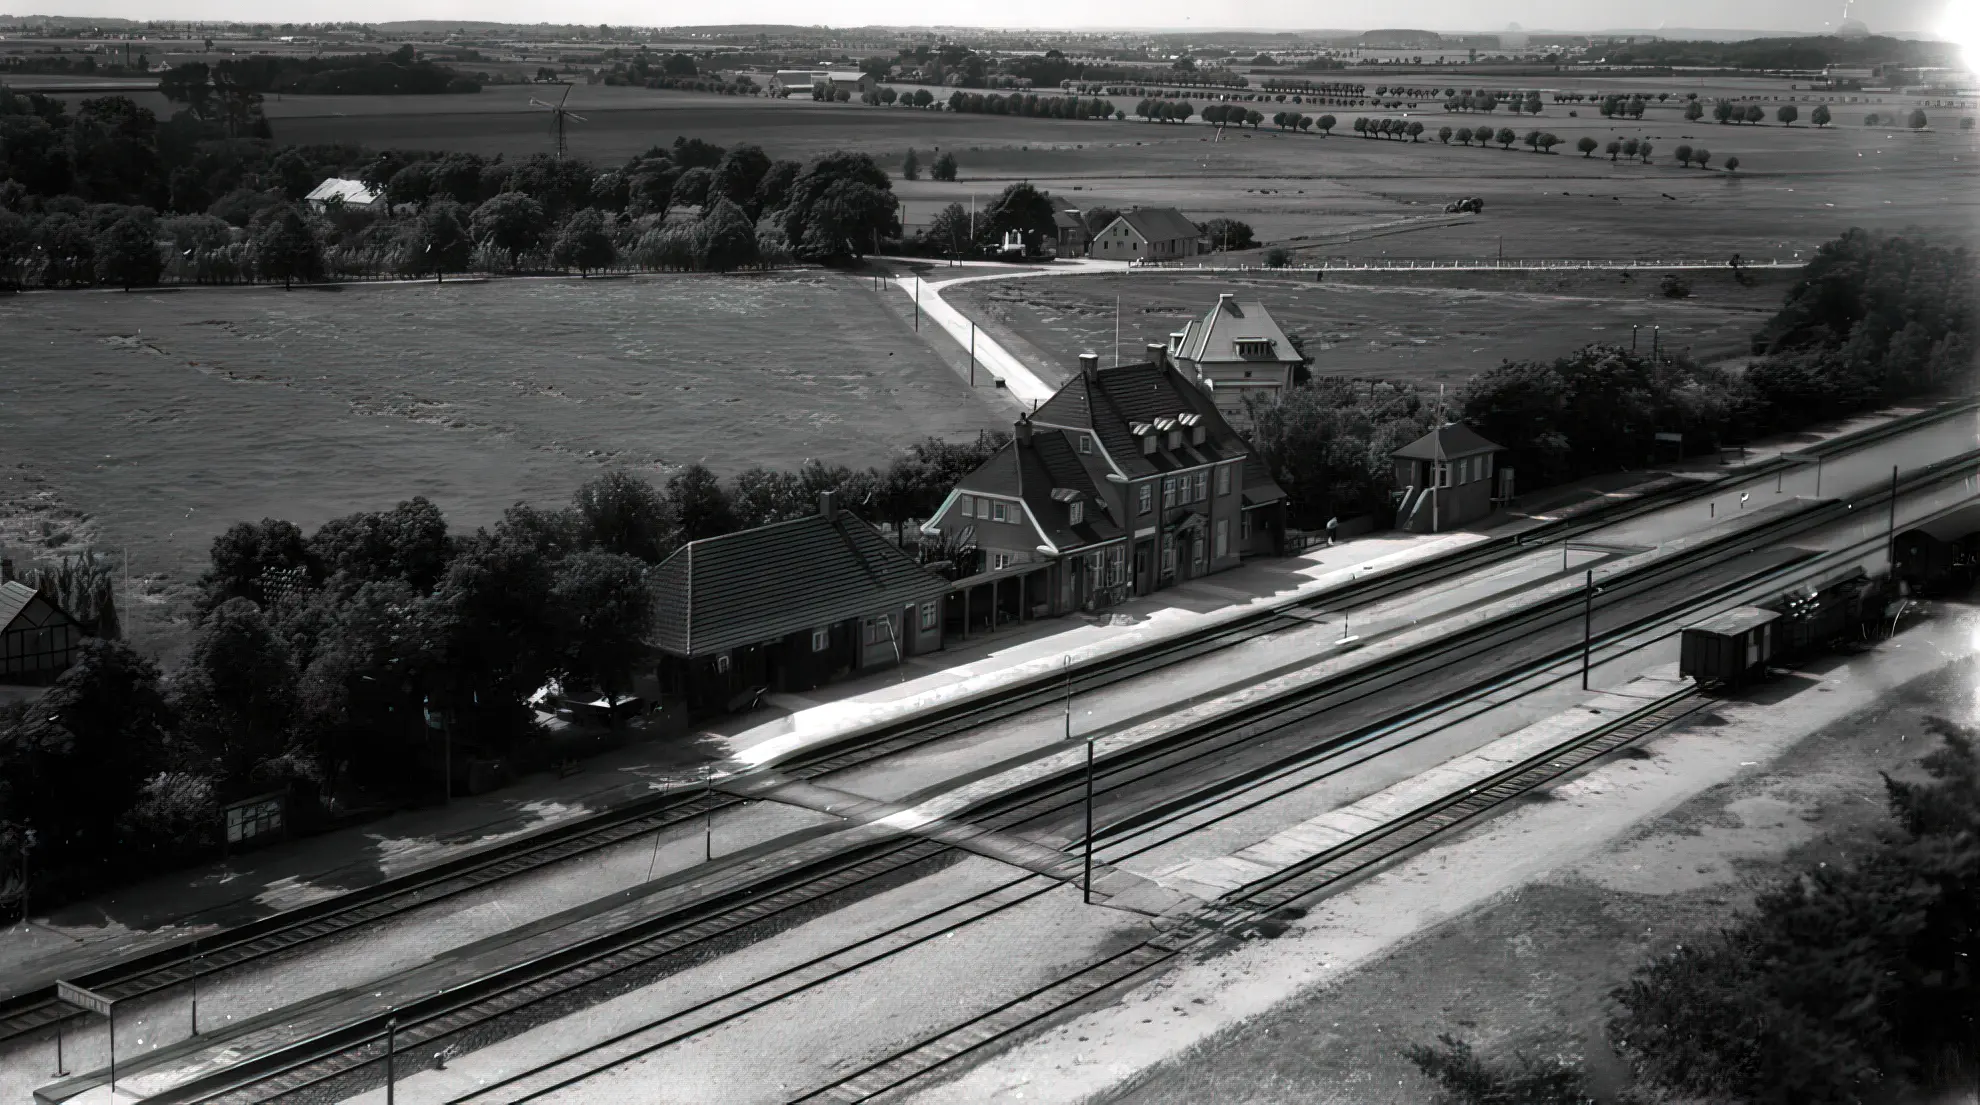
[1622,137,1640,159]
[978,182,1057,255]
[1685,100,1704,121]
[93,212,161,290]
[1405,120,1424,141]
[665,463,737,542]
[1777,104,1798,126]
[550,207,615,275]
[1438,126,1453,143]
[1495,127,1516,149]
[1200,218,1256,251]
[1866,112,1883,126]
[925,201,973,256]
[310,497,452,590]
[1638,140,1655,162]
[1963,117,1977,131]
[1811,104,1831,127]
[1714,101,1735,124]
[570,469,675,562]
[782,152,898,264]
[671,166,714,207]
[931,151,959,181]
[694,197,759,271]
[901,147,920,180]
[1693,148,1712,169]
[1456,126,1474,145]
[1746,104,1765,124]
[710,143,771,212]
[251,204,322,288]
[1909,108,1929,130]
[1606,139,1622,161]
[1724,155,1740,173]
[1577,136,1598,157]
[1675,144,1694,167]
[470,191,547,272]
[402,199,472,282]
[173,597,297,784]
[1317,114,1336,135]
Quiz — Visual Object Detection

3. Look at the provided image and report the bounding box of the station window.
[1162,478,1177,508]
[1194,472,1209,501]
[1068,501,1084,525]
[1078,435,1093,455]
[1138,484,1154,514]
[1216,465,1232,496]
[1215,519,1230,558]
[991,501,1010,523]
[811,628,830,652]
[992,552,1012,570]
[958,494,974,517]
[920,602,939,630]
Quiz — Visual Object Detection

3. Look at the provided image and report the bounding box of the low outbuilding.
[1392,424,1508,533]
[647,491,951,714]
[304,177,380,211]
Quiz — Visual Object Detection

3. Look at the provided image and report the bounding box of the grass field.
[0,271,1000,655]
[945,266,1795,389]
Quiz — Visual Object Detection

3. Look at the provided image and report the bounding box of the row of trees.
[0,433,1007,913]
[943,91,1119,120]
[1,111,913,287]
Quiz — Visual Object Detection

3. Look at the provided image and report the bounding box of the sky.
[0,0,1967,39]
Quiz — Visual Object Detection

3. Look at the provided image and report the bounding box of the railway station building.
[1166,293,1309,426]
[1392,423,1509,533]
[646,492,952,713]
[922,349,1287,618]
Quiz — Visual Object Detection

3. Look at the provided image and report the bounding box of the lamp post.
[1888,464,1899,567]
[384,1014,398,1105]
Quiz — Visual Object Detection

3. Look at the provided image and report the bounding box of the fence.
[1127,257,1804,274]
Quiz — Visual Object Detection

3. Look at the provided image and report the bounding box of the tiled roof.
[1392,423,1505,461]
[1174,296,1304,366]
[1113,207,1200,244]
[955,429,1124,552]
[1241,455,1288,506]
[1034,361,1254,478]
[0,581,36,630]
[648,509,950,658]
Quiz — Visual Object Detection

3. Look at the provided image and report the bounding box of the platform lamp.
[1561,544,1609,690]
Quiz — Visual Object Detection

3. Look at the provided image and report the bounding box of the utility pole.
[969,322,976,386]
[1083,737,1095,905]
[189,955,201,1036]
[1888,464,1899,567]
[1114,295,1121,366]
[384,1014,398,1105]
[913,278,919,333]
[704,764,714,862]
[1582,569,1595,690]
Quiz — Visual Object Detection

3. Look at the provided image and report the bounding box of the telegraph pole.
[1888,464,1899,567]
[1582,569,1595,690]
[1083,737,1095,905]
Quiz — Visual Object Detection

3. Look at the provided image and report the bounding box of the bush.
[117,772,221,865]
[1659,273,1692,298]
[1264,246,1290,267]
[1404,1035,1593,1105]
[1199,217,1255,251]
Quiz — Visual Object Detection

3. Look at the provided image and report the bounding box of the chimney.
[1147,342,1167,368]
[1218,291,1236,313]
[1016,417,1034,445]
[1077,352,1100,378]
[818,489,838,521]
[0,558,11,584]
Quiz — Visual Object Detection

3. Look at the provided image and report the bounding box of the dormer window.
[1077,434,1093,455]
[1192,426,1206,446]
[1143,436,1157,456]
[1168,431,1183,451]
[1235,338,1274,357]
[1068,501,1084,525]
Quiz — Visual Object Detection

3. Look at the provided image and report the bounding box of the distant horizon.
[0,0,1962,41]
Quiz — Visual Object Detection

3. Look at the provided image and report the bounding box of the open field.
[1107,646,1976,1105]
[0,272,1000,656]
[945,266,1795,389]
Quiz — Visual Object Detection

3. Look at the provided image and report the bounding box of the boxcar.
[1680,606,1781,687]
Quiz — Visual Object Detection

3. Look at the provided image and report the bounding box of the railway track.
[5,395,1887,1044]
[66,440,1980,1105]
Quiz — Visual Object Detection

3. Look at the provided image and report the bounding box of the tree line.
[0,434,1004,915]
[0,84,909,288]
[943,91,1119,120]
